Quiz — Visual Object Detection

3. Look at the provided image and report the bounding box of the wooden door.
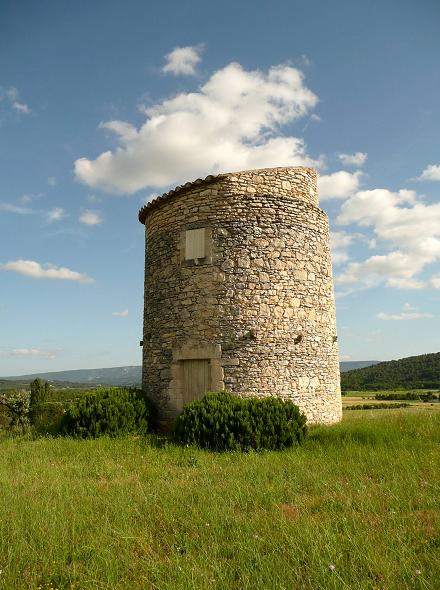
[182,359,211,404]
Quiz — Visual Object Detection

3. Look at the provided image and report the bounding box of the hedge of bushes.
[174,391,307,451]
[345,402,411,410]
[61,387,156,438]
[375,391,440,402]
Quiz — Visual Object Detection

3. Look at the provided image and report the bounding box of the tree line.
[341,352,440,391]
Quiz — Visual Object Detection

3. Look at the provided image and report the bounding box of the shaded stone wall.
[140,167,342,427]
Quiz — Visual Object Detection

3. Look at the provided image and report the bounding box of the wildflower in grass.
[415,569,421,576]
[328,564,336,572]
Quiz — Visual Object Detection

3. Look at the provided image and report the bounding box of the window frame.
[180,226,213,266]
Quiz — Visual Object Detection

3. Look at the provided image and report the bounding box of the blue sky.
[1,0,439,375]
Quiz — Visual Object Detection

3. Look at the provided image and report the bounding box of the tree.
[0,390,30,431]
[29,378,50,422]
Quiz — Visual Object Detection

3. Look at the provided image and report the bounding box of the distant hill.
[3,361,376,387]
[3,366,142,387]
[341,352,440,391]
[339,360,379,373]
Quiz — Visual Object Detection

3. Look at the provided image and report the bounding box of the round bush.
[62,387,156,438]
[174,391,307,451]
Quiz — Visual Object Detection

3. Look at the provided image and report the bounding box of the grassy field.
[0,409,439,590]
[342,390,440,413]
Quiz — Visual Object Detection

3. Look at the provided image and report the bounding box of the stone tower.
[139,167,342,428]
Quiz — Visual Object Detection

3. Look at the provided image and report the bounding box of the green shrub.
[375,391,440,402]
[174,391,307,451]
[0,389,30,432]
[31,402,67,435]
[345,402,411,410]
[61,388,155,438]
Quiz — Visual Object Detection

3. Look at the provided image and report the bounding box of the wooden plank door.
[182,359,210,404]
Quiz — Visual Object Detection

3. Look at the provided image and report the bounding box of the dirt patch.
[279,504,301,520]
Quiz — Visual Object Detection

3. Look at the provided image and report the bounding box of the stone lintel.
[173,342,222,361]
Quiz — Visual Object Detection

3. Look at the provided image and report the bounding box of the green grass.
[0,411,439,590]
[344,390,440,398]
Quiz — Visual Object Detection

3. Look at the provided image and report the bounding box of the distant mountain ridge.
[3,360,379,386]
[3,366,142,386]
[341,352,440,390]
[340,361,379,373]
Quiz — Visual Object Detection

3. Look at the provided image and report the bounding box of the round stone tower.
[139,167,342,428]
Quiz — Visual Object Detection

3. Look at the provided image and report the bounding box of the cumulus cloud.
[10,348,56,359]
[338,152,367,167]
[0,259,94,283]
[112,309,128,317]
[74,62,318,193]
[377,303,432,321]
[47,207,66,222]
[318,171,362,200]
[418,164,440,181]
[335,188,440,289]
[79,210,102,225]
[163,45,203,76]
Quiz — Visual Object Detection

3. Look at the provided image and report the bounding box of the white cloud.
[79,210,102,225]
[163,45,203,76]
[47,207,65,222]
[318,171,362,200]
[12,101,30,114]
[386,277,426,290]
[330,231,354,250]
[332,251,350,265]
[338,152,367,167]
[431,275,440,289]
[377,303,432,321]
[112,309,128,317]
[10,348,56,359]
[74,62,318,193]
[140,192,160,206]
[0,202,33,214]
[336,252,428,289]
[330,231,354,265]
[48,177,57,186]
[418,164,440,182]
[0,259,94,283]
[1,87,31,114]
[335,188,440,289]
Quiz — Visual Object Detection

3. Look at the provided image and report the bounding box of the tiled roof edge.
[138,173,224,224]
[138,166,316,224]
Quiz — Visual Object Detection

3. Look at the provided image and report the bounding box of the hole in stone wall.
[294,334,303,345]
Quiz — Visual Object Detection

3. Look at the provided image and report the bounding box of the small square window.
[185,228,206,260]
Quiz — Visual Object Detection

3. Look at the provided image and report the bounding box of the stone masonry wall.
[140,166,342,427]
